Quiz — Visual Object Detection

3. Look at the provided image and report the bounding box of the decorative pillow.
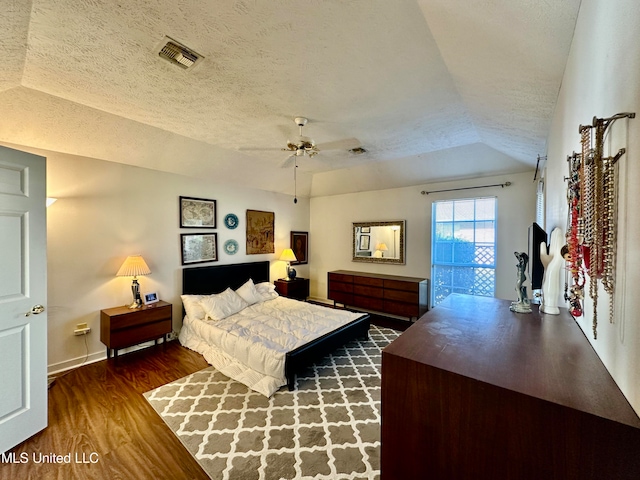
[181,294,207,321]
[199,288,249,321]
[235,279,263,305]
[255,281,279,301]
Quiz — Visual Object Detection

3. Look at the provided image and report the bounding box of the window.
[431,197,497,306]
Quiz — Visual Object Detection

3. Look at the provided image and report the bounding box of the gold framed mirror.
[353,220,405,264]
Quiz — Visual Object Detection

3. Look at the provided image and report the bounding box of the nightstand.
[100,300,172,358]
[274,278,310,301]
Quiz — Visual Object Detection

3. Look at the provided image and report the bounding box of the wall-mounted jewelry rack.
[566,112,635,338]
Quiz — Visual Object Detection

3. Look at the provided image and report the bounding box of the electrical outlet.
[74,323,91,335]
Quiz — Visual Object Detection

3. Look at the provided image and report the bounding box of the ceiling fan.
[239,116,364,168]
[284,117,319,158]
[278,117,362,168]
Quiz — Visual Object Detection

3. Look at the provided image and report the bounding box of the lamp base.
[285,266,297,281]
[129,278,142,308]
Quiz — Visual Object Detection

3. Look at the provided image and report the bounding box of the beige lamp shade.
[116,255,151,277]
[373,243,388,258]
[279,248,298,263]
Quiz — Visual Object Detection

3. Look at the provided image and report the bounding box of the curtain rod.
[421,181,511,195]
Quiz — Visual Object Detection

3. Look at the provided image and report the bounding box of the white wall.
[37,149,309,372]
[309,171,536,305]
[545,0,640,414]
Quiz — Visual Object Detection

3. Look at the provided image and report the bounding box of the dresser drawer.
[384,279,419,293]
[353,295,384,311]
[329,291,353,305]
[384,300,419,317]
[384,289,418,303]
[354,284,384,298]
[329,273,353,283]
[354,276,384,287]
[329,280,353,293]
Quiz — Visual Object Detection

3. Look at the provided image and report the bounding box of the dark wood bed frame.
[182,261,370,391]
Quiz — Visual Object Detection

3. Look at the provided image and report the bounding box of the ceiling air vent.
[158,37,203,70]
[349,147,367,155]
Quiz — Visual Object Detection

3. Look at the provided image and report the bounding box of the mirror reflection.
[353,221,405,264]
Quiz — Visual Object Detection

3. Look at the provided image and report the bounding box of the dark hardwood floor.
[1,341,210,480]
[1,316,407,480]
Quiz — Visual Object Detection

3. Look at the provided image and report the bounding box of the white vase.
[540,227,564,315]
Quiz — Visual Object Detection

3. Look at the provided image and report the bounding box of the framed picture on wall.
[359,235,370,250]
[290,231,308,265]
[181,233,218,264]
[180,196,217,228]
[246,210,275,254]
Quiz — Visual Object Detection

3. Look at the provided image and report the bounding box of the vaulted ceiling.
[0,0,581,197]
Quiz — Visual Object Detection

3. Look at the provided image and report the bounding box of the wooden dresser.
[381,294,640,479]
[328,270,428,320]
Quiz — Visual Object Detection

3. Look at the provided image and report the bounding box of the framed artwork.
[290,231,308,265]
[359,235,370,250]
[361,226,371,233]
[180,196,217,228]
[246,210,274,254]
[181,233,218,264]
[142,292,159,305]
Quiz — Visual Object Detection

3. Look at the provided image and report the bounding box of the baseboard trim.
[47,338,178,375]
[47,351,105,376]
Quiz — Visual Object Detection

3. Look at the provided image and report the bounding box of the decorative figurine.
[540,227,564,315]
[510,251,532,313]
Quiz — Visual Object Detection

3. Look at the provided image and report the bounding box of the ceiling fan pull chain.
[293,157,298,204]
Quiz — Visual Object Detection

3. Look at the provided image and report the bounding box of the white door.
[0,146,47,454]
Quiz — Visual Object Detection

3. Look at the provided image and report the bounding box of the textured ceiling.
[0,0,581,197]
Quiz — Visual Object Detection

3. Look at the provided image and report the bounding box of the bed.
[178,261,370,396]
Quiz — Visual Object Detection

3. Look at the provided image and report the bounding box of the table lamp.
[279,248,298,281]
[374,243,388,258]
[116,255,151,308]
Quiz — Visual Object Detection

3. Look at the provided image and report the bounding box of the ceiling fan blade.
[279,154,296,168]
[315,137,361,151]
[238,147,284,152]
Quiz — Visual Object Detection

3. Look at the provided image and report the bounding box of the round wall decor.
[224,213,239,229]
[223,239,239,255]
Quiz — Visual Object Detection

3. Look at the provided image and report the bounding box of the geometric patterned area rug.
[143,325,401,480]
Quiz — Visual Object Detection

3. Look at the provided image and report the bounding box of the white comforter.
[179,297,364,396]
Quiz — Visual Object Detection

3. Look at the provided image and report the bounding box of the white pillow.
[255,281,279,301]
[199,288,249,321]
[235,279,263,305]
[181,294,207,321]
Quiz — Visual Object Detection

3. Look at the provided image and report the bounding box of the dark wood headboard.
[182,261,270,296]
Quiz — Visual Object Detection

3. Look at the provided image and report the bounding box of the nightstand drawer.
[109,319,172,349]
[108,304,172,330]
